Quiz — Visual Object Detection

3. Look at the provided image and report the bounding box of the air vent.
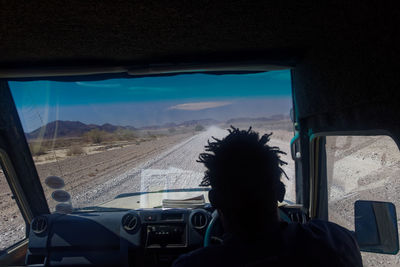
[122,213,140,233]
[190,210,208,230]
[31,216,48,234]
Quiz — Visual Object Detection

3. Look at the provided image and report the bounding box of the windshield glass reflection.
[9,71,294,210]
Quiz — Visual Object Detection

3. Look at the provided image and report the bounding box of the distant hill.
[25,118,218,139]
[26,115,289,139]
[226,114,290,124]
[26,121,136,140]
[177,119,220,127]
[140,119,220,130]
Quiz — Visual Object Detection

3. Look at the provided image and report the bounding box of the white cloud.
[168,101,232,111]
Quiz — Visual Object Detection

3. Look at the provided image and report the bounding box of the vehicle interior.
[0,2,400,267]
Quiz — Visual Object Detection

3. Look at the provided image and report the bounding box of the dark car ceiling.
[1,1,400,144]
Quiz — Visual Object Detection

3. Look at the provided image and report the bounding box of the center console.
[145,224,186,247]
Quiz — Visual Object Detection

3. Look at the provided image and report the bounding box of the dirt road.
[73,126,295,207]
[4,128,398,266]
[0,132,194,250]
[0,127,294,250]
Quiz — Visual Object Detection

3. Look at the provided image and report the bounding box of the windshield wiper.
[114,187,210,199]
[72,206,130,213]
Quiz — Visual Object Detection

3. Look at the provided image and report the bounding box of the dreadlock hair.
[197,126,288,230]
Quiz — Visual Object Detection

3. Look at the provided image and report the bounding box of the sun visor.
[292,65,400,144]
[1,62,292,82]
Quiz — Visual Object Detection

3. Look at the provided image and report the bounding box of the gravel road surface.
[4,129,399,267]
[26,126,400,266]
[0,127,294,250]
[73,126,295,208]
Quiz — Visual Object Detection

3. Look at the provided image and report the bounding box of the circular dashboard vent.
[31,216,48,234]
[190,210,208,230]
[122,213,140,233]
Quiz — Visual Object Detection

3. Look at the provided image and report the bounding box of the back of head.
[198,127,287,234]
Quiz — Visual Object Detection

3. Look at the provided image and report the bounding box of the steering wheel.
[204,210,220,247]
[204,208,292,247]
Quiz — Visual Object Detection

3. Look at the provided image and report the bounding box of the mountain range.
[25,119,218,139]
[26,115,289,140]
[25,121,136,140]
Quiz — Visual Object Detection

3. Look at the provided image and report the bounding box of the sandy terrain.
[0,174,26,252]
[1,127,399,267]
[0,132,193,250]
[79,126,295,206]
[0,126,293,251]
[327,136,400,266]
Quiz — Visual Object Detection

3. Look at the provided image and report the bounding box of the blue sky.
[9,70,292,132]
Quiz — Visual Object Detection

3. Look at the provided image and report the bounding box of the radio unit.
[145,224,186,247]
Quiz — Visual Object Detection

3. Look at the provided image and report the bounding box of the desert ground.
[1,132,193,251]
[327,135,400,266]
[1,123,400,266]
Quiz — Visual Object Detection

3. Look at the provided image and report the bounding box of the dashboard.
[26,208,210,267]
[25,206,307,267]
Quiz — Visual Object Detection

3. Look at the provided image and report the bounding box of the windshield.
[8,71,295,211]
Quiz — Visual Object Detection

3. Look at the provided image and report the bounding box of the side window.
[326,135,400,265]
[0,163,27,251]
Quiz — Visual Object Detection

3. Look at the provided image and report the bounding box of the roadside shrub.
[168,127,176,133]
[194,125,205,131]
[36,138,82,149]
[114,129,137,141]
[84,129,108,144]
[146,131,157,139]
[66,145,84,156]
[29,143,46,156]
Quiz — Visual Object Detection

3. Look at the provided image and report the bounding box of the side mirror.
[355,200,399,254]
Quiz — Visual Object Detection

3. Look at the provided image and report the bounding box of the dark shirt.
[173,220,362,267]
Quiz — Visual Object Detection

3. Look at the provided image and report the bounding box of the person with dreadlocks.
[173,127,362,267]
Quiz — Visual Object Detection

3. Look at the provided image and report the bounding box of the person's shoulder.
[292,219,357,249]
[305,219,352,232]
[304,219,356,242]
[287,219,362,267]
[285,219,352,237]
